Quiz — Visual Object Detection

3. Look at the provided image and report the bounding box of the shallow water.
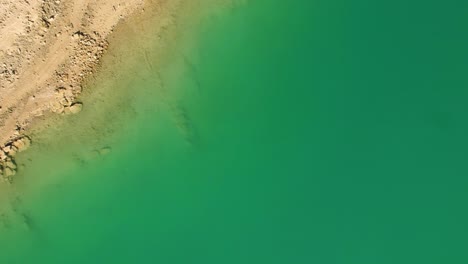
[2,0,468,263]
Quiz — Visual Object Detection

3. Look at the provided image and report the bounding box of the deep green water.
[2,0,468,263]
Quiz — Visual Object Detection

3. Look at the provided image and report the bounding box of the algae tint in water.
[2,1,468,263]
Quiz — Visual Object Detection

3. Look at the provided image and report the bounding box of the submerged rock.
[63,102,83,115]
[2,146,11,154]
[4,167,15,177]
[0,136,31,180]
[2,145,17,156]
[0,150,7,160]
[99,147,111,156]
[69,102,83,114]
[5,160,16,170]
[12,137,31,152]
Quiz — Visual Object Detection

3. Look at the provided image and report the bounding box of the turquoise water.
[2,0,468,263]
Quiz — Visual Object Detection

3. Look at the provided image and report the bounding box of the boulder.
[99,147,111,156]
[0,150,7,161]
[6,146,17,156]
[5,161,16,170]
[3,146,11,154]
[69,103,83,114]
[13,139,25,150]
[50,101,65,113]
[13,137,31,152]
[4,167,15,177]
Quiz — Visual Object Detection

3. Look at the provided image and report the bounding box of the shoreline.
[0,0,242,181]
[0,0,242,231]
[0,0,146,179]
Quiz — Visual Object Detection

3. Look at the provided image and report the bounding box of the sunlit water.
[1,0,468,263]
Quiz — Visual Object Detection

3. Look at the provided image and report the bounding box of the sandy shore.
[0,0,242,233]
[0,0,244,181]
[0,0,146,179]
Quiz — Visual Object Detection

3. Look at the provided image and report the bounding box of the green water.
[2,0,468,263]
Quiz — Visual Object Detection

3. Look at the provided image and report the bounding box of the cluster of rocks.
[0,64,18,86]
[0,136,31,180]
[50,86,83,114]
[70,30,109,75]
[40,0,61,28]
[50,100,83,115]
[47,29,108,115]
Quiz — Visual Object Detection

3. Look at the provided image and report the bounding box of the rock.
[99,147,111,156]
[59,97,69,107]
[6,146,17,156]
[3,146,11,154]
[68,103,83,114]
[12,139,25,150]
[0,150,7,161]
[5,161,16,170]
[0,137,30,180]
[22,137,31,149]
[50,101,65,113]
[25,139,31,149]
[13,137,31,152]
[4,167,15,177]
